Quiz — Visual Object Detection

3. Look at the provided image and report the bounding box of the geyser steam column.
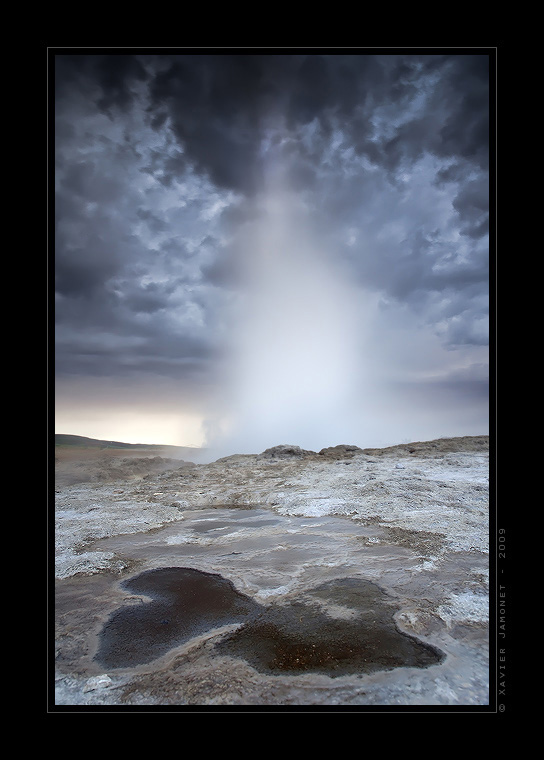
[207,179,364,458]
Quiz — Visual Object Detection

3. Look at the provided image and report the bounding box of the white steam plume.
[203,175,369,459]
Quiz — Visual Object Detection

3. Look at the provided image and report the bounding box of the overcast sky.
[54,50,492,459]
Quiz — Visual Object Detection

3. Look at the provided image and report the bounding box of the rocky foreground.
[53,436,490,709]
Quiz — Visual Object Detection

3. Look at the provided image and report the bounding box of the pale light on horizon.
[55,408,206,448]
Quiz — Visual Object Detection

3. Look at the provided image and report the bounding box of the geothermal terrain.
[53,435,490,709]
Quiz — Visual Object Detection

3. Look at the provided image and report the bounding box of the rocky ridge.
[53,435,490,708]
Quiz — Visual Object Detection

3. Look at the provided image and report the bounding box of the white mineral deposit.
[54,435,489,708]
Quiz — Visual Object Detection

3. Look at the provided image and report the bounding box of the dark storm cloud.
[142,55,345,190]
[54,50,491,405]
[141,54,288,193]
[55,54,148,113]
[55,275,219,381]
[55,52,490,192]
[55,52,491,203]
[55,192,124,298]
[139,147,187,187]
[152,53,487,188]
[452,175,490,239]
[138,53,490,350]
[135,207,168,235]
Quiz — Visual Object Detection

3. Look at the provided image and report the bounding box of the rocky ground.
[52,436,490,710]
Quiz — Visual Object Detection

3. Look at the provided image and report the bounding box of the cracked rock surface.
[53,435,489,708]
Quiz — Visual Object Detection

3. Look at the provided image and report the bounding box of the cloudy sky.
[54,50,492,459]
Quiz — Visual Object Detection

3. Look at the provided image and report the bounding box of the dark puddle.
[95,567,259,669]
[218,578,444,677]
[95,567,444,676]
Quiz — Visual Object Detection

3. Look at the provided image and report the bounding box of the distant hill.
[55,433,201,453]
